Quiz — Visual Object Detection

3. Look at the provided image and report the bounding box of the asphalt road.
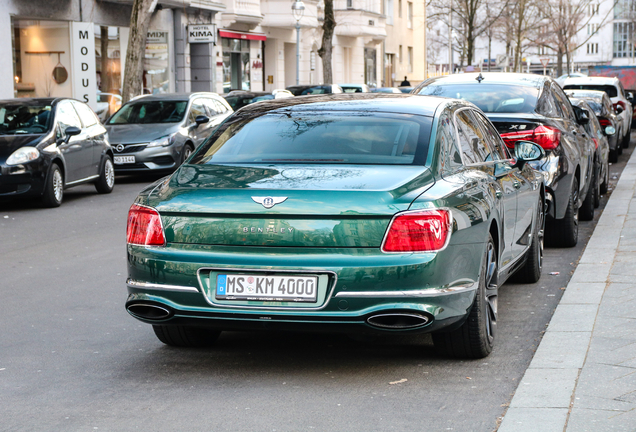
[1,144,632,432]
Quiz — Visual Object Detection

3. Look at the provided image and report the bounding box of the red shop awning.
[219,30,267,41]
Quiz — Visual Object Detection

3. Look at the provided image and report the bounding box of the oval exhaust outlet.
[367,313,430,329]
[127,303,172,320]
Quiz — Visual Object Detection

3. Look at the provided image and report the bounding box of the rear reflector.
[382,209,452,253]
[500,124,561,151]
[127,204,166,246]
[598,117,611,127]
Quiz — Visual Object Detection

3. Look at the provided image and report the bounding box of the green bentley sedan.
[125,94,546,359]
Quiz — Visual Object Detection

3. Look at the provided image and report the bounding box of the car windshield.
[301,87,330,95]
[107,100,187,124]
[418,84,540,113]
[0,104,52,135]
[252,95,274,102]
[563,84,618,98]
[190,112,432,165]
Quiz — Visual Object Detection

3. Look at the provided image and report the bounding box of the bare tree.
[318,0,336,83]
[121,0,156,103]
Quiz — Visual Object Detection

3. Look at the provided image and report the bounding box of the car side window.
[72,101,98,127]
[437,110,463,174]
[201,99,219,116]
[188,100,206,124]
[56,101,82,138]
[215,100,229,114]
[536,84,560,118]
[472,111,511,160]
[553,85,577,122]
[455,109,490,165]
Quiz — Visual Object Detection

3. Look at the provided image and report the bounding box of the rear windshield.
[190,112,432,165]
[417,84,539,113]
[0,104,52,135]
[563,84,618,98]
[301,86,330,95]
[107,100,187,124]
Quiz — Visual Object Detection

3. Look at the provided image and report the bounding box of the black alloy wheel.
[546,176,579,247]
[600,162,609,195]
[512,198,545,283]
[432,234,497,359]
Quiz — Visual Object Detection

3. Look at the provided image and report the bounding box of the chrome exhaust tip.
[127,303,172,321]
[366,313,430,329]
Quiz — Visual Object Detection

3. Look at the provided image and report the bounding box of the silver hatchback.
[106,93,233,173]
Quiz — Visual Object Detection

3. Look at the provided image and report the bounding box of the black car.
[0,98,114,207]
[286,84,343,96]
[414,73,595,247]
[565,89,622,162]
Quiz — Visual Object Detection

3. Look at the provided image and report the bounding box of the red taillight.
[382,209,452,253]
[613,101,627,111]
[598,117,611,127]
[126,204,166,246]
[500,125,561,151]
[592,138,599,149]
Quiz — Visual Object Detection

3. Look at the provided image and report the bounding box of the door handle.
[495,190,503,199]
[513,181,521,189]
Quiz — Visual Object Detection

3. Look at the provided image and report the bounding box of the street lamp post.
[292,0,305,86]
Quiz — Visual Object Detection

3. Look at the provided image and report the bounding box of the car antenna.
[476,73,485,83]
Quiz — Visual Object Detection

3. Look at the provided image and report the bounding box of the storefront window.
[145,30,170,94]
[222,37,251,93]
[12,19,72,98]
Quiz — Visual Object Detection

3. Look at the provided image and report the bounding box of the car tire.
[546,177,578,247]
[593,162,601,208]
[600,163,609,195]
[432,234,497,359]
[42,163,63,208]
[181,143,194,165]
[579,167,595,221]
[94,156,115,194]
[152,325,221,348]
[512,199,544,283]
[623,129,631,148]
[609,145,619,163]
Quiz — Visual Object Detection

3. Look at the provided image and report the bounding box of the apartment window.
[614,22,635,57]
[407,2,413,28]
[538,46,547,55]
[347,0,353,8]
[588,23,600,34]
[398,0,402,18]
[408,46,413,72]
[589,3,599,15]
[587,43,599,54]
[615,0,636,18]
[385,0,394,25]
[399,45,403,62]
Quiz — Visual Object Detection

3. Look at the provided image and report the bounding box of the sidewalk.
[498,151,636,432]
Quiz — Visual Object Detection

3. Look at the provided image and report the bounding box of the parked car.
[565,89,622,162]
[339,84,371,93]
[0,98,114,207]
[398,86,414,93]
[371,87,403,93]
[555,72,587,87]
[95,92,122,122]
[105,93,233,174]
[224,90,293,110]
[414,72,595,246]
[286,84,343,95]
[125,94,545,359]
[570,99,611,212]
[562,76,633,148]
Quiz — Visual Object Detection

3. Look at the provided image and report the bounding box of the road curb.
[498,150,636,431]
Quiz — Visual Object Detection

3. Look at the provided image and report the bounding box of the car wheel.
[512,198,544,283]
[152,325,221,348]
[609,147,618,163]
[432,234,497,359]
[181,143,194,165]
[623,129,631,148]
[593,162,601,208]
[42,163,63,208]
[579,167,595,221]
[546,177,579,247]
[600,162,609,195]
[94,156,115,194]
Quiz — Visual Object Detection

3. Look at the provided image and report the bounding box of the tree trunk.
[122,0,155,103]
[487,33,491,72]
[100,26,110,92]
[556,47,563,77]
[318,0,336,84]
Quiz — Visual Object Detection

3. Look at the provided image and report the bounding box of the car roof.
[235,93,455,117]
[130,92,219,102]
[339,84,367,87]
[421,72,548,89]
[0,97,78,107]
[563,76,619,86]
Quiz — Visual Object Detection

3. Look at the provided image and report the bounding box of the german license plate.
[114,156,135,164]
[216,274,318,302]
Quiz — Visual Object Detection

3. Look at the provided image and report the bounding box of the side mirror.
[604,125,616,136]
[513,141,545,168]
[627,92,634,103]
[195,115,210,126]
[63,126,81,143]
[576,109,590,125]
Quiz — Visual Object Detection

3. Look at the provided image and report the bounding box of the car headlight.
[6,147,40,166]
[147,133,176,148]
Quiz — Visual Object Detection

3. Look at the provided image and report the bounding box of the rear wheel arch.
[489,220,500,262]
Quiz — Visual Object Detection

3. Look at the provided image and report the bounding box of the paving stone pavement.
[498,151,636,432]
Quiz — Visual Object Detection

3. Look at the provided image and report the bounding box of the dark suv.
[413,73,595,247]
